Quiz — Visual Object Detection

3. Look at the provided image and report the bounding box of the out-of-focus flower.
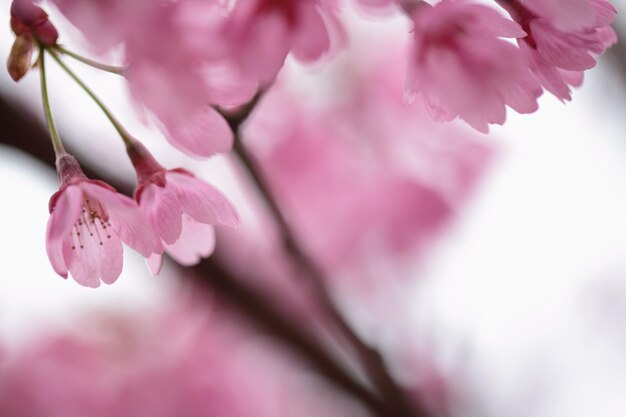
[50,0,256,158]
[406,0,542,133]
[46,154,157,287]
[215,31,494,348]
[223,0,343,84]
[0,295,368,417]
[255,115,452,270]
[234,63,490,279]
[127,143,239,275]
[500,0,617,101]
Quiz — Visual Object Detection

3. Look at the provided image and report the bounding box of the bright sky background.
[1,1,626,416]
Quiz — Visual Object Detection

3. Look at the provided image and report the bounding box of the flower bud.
[10,0,58,46]
[6,33,34,81]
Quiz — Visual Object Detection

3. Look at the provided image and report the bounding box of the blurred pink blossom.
[50,0,256,157]
[406,0,542,133]
[223,0,343,84]
[0,295,368,417]
[501,0,617,100]
[233,34,493,275]
[215,35,494,355]
[46,154,157,287]
[127,143,239,274]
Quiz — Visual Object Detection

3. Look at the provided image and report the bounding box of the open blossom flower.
[406,0,542,133]
[223,0,343,84]
[46,154,157,288]
[127,143,239,275]
[500,0,617,101]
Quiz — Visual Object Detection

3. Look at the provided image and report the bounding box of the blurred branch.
[0,94,387,416]
[223,93,428,417]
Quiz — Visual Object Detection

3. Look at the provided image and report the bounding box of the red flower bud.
[6,33,34,81]
[10,0,58,46]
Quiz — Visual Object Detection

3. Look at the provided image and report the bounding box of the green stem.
[55,45,126,76]
[46,47,135,147]
[38,48,66,156]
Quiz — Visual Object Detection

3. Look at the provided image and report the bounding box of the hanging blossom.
[46,154,158,287]
[405,0,542,133]
[127,142,239,275]
[223,0,344,84]
[49,0,257,158]
[498,0,617,101]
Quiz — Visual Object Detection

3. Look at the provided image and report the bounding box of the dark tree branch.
[221,93,427,417]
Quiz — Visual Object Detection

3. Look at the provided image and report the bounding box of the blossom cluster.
[31,0,616,141]
[4,0,617,287]
[46,150,238,288]
[405,0,617,132]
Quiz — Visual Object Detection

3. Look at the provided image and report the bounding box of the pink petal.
[561,69,585,88]
[160,107,234,158]
[598,26,618,49]
[500,77,542,114]
[62,223,124,288]
[167,172,240,228]
[47,185,83,242]
[164,215,216,266]
[466,4,527,38]
[532,21,598,71]
[591,0,618,27]
[146,253,163,276]
[229,12,292,84]
[45,186,83,279]
[525,0,595,31]
[291,4,331,62]
[46,236,69,279]
[201,61,258,107]
[139,183,183,245]
[79,182,157,257]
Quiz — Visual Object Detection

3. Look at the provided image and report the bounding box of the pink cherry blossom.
[46,154,157,287]
[50,0,256,158]
[222,0,343,84]
[406,0,542,133]
[238,83,480,273]
[499,0,617,101]
[127,143,239,275]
